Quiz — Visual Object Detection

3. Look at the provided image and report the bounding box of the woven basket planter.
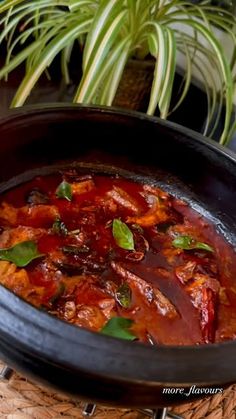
[0,360,236,419]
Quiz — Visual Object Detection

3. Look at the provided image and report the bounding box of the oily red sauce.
[0,171,236,346]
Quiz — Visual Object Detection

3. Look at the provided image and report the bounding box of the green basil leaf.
[0,241,44,267]
[172,235,194,249]
[172,235,214,252]
[101,317,136,340]
[194,241,214,252]
[56,181,72,201]
[52,218,68,236]
[112,219,134,250]
[116,283,132,308]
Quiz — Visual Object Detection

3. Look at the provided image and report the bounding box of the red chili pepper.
[201,288,217,343]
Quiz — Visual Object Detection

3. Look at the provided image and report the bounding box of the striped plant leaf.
[11,18,92,107]
[0,40,43,79]
[147,23,176,118]
[74,6,127,103]
[82,0,121,70]
[81,36,132,104]
[0,0,69,14]
[99,37,132,105]
[68,0,97,12]
[170,18,233,145]
[158,27,176,118]
[227,116,236,143]
[0,0,235,144]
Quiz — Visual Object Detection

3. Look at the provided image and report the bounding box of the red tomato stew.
[0,171,235,345]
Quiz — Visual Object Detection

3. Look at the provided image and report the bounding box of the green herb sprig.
[116,283,132,308]
[101,317,136,340]
[112,219,134,251]
[52,218,68,236]
[0,0,235,144]
[56,181,72,201]
[172,235,214,252]
[0,241,44,267]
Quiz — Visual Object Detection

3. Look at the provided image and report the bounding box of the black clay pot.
[0,104,235,408]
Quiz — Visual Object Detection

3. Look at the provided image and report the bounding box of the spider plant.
[0,0,235,145]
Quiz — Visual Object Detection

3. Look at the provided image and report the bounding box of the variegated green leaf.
[0,0,235,144]
[74,5,127,103]
[82,0,121,70]
[147,23,169,116]
[171,18,233,145]
[11,18,92,107]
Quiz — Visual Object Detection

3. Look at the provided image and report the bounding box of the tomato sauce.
[0,170,235,345]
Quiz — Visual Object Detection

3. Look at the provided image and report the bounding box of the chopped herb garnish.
[52,218,68,236]
[56,181,72,201]
[112,219,134,250]
[172,235,214,252]
[116,283,132,308]
[101,317,136,340]
[49,282,65,304]
[0,241,44,267]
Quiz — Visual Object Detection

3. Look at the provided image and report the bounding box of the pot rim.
[1,102,236,163]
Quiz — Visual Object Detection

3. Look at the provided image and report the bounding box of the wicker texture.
[0,363,143,419]
[0,361,236,419]
[171,387,236,419]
